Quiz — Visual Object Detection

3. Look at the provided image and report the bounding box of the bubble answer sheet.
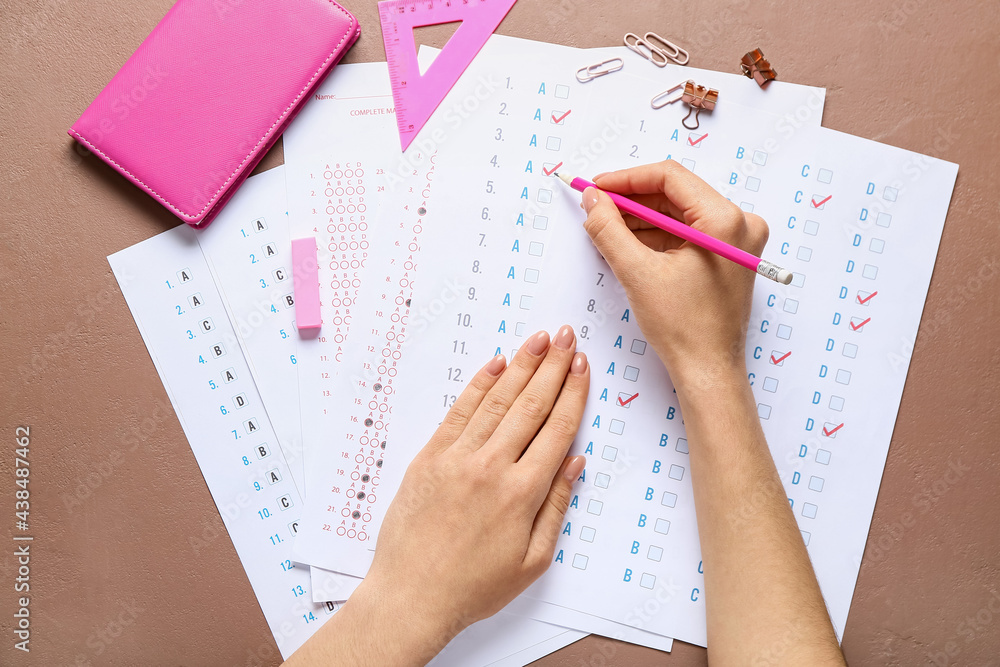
[285,34,832,648]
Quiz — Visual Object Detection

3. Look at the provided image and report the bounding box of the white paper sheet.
[109,225,341,659]
[287,34,955,647]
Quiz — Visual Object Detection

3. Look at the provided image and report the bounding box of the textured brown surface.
[2,0,999,665]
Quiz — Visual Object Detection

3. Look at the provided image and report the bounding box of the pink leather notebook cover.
[70,0,359,227]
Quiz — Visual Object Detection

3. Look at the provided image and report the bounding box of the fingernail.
[484,354,506,376]
[552,325,575,350]
[582,186,599,214]
[563,455,586,482]
[569,352,588,375]
[526,330,550,356]
[593,172,609,180]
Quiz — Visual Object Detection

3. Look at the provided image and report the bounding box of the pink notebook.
[70,0,359,227]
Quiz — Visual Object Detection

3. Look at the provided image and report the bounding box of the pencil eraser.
[291,237,321,330]
[776,269,793,285]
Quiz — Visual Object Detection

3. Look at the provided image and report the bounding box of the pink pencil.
[557,174,793,285]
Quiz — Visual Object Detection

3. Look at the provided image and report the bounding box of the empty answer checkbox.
[870,238,885,253]
[818,168,833,184]
[528,241,544,256]
[836,369,852,384]
[533,215,548,230]
[514,322,526,337]
[624,365,640,382]
[537,189,552,204]
[829,395,845,411]
[797,246,813,262]
[863,264,878,280]
[746,176,761,192]
[740,201,755,212]
[876,212,892,227]
[792,272,806,287]
[776,324,792,340]
[555,84,570,99]
[843,342,858,358]
[661,492,677,508]
[580,526,596,542]
[758,403,772,419]
[654,518,670,534]
[609,419,625,435]
[675,437,688,454]
[784,298,799,314]
[681,158,696,170]
[546,136,561,151]
[816,449,832,465]
[804,219,820,236]
[573,553,589,569]
[524,268,539,283]
[883,186,898,201]
[647,545,663,562]
[668,464,685,481]
[519,295,533,309]
[602,445,617,462]
[802,502,818,519]
[753,150,768,165]
[587,499,603,515]
[762,376,778,392]
[801,530,811,546]
[594,472,611,489]
[639,573,656,589]
[809,476,825,492]
[630,339,647,355]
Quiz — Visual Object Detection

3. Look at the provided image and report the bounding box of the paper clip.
[624,32,669,67]
[643,32,689,66]
[651,80,718,130]
[576,57,624,83]
[740,48,777,86]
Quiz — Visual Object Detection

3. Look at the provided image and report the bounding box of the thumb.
[581,187,650,276]
[527,456,586,566]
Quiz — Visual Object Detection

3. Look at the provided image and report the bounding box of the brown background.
[2,0,999,665]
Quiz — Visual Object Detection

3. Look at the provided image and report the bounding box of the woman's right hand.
[580,161,769,389]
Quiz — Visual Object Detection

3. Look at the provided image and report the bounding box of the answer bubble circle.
[417,207,427,215]
[362,474,370,482]
[352,511,361,519]
[364,418,373,427]
[373,383,382,392]
[336,527,346,535]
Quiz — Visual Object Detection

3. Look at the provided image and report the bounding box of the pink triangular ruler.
[379,0,518,151]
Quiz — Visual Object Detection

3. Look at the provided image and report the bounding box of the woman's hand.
[285,327,590,667]
[581,161,769,390]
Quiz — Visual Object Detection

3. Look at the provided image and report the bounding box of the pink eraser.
[291,237,322,330]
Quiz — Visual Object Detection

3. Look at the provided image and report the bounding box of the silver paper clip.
[576,57,624,83]
[624,32,669,67]
[644,32,689,66]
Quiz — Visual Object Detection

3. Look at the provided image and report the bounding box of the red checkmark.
[857,291,878,305]
[850,317,871,331]
[770,351,791,365]
[823,423,844,437]
[811,194,832,208]
[543,161,563,176]
[688,133,708,146]
[618,392,639,407]
[552,110,572,124]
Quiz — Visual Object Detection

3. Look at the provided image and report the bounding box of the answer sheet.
[288,34,955,646]
[285,35,831,648]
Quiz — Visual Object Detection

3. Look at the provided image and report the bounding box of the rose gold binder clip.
[576,57,624,83]
[650,80,718,130]
[740,48,777,86]
[623,32,689,67]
